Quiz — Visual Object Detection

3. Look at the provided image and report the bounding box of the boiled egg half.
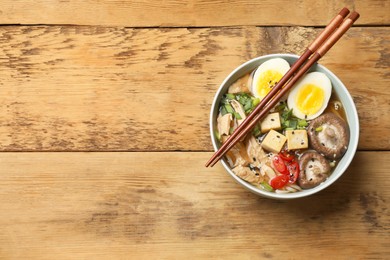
[287,72,332,120]
[251,58,290,100]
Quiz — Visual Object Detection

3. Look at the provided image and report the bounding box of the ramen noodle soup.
[215,58,350,193]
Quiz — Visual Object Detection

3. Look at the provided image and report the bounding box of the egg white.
[251,58,290,100]
[287,72,332,120]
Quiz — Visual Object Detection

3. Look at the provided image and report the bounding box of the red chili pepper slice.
[272,155,289,175]
[287,161,300,183]
[279,150,294,162]
[270,175,289,189]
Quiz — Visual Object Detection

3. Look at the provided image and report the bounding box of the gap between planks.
[1,23,390,28]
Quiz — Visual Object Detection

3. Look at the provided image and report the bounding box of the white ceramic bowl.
[210,54,359,199]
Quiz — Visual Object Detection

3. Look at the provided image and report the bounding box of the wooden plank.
[0,1,388,26]
[0,151,388,259]
[0,26,388,151]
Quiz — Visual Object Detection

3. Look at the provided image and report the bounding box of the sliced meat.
[246,136,269,168]
[217,113,232,136]
[225,141,251,168]
[260,163,276,179]
[230,99,246,125]
[232,165,263,184]
[228,73,251,94]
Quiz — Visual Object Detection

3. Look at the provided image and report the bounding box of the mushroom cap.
[308,113,349,159]
[298,151,331,189]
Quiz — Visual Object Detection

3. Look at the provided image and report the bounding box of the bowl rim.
[209,53,359,199]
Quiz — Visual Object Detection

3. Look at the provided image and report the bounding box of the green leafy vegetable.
[281,108,293,120]
[223,93,262,115]
[252,124,261,137]
[260,182,274,192]
[220,93,288,124]
[225,93,235,100]
[244,99,252,111]
[233,112,242,120]
[220,106,228,116]
[289,120,297,129]
[298,119,308,127]
[274,101,287,112]
[252,98,260,107]
[215,130,221,142]
[225,104,234,114]
[280,107,308,130]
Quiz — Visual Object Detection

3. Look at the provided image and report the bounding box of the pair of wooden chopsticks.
[206,7,359,168]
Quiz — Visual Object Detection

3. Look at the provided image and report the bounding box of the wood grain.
[0,0,388,27]
[0,151,388,259]
[0,1,388,259]
[0,26,388,151]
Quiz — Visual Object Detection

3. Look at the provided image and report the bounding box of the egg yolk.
[295,84,325,116]
[256,70,283,100]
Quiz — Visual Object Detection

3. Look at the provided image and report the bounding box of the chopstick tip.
[349,11,360,22]
[205,158,213,167]
[339,7,350,17]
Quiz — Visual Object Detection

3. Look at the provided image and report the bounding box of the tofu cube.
[261,130,286,153]
[260,113,281,133]
[286,130,308,150]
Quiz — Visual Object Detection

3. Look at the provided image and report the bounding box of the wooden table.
[0,1,389,259]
